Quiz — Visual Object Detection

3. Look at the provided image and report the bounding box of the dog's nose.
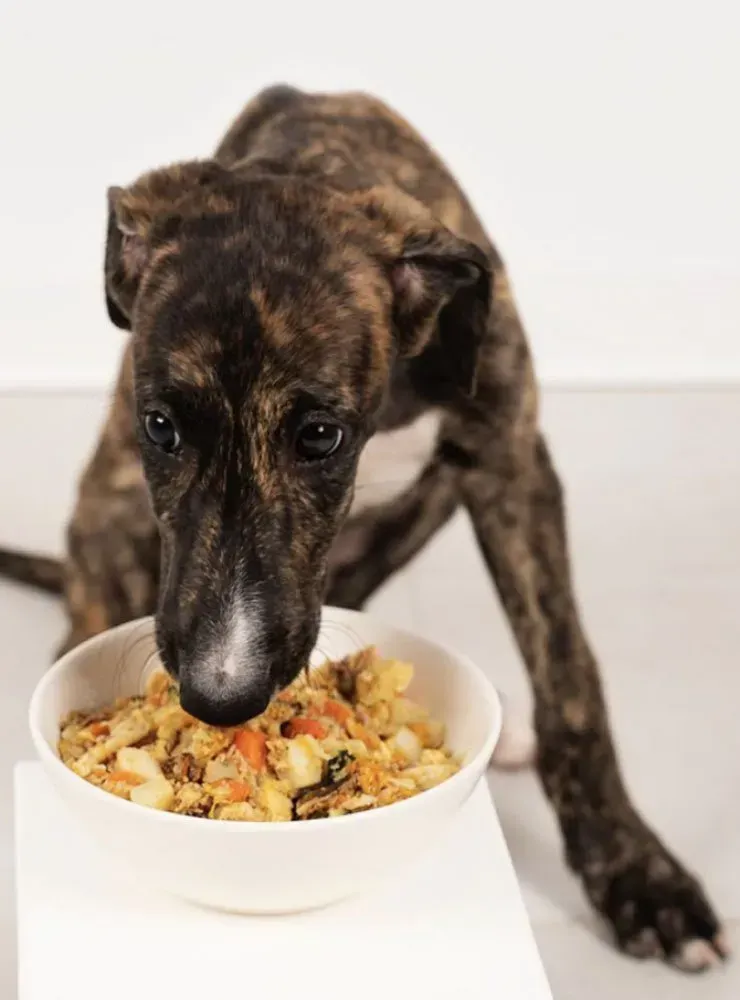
[179,677,272,727]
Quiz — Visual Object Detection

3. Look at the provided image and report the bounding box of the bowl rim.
[29,608,502,835]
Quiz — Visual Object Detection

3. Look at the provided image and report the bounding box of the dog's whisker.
[110,624,160,697]
[319,621,367,655]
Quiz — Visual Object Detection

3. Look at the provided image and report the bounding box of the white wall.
[1,0,738,389]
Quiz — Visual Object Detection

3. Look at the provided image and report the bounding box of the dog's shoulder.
[216,86,491,251]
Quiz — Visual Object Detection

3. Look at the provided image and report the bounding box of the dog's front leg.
[462,430,726,971]
[326,458,459,609]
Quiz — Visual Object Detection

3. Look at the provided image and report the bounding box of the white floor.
[1,388,739,997]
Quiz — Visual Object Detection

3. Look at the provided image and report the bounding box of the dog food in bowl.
[58,647,461,821]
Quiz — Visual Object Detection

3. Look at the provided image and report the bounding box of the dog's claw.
[587,844,727,973]
[623,925,664,960]
[672,938,726,973]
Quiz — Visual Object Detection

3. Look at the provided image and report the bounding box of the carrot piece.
[214,779,251,803]
[89,721,110,737]
[233,730,267,771]
[282,718,327,740]
[107,770,146,786]
[347,719,381,750]
[322,699,352,725]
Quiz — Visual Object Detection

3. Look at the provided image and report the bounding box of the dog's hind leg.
[326,457,459,610]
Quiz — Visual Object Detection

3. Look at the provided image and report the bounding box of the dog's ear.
[104,186,146,330]
[104,160,233,330]
[355,188,492,396]
[390,229,491,395]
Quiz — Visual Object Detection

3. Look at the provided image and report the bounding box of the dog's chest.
[350,411,441,516]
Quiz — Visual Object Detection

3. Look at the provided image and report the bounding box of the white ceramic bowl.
[29,608,501,914]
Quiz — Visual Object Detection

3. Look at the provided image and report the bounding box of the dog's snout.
[179,675,272,727]
[172,590,276,725]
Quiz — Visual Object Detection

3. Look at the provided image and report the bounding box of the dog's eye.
[295,421,344,461]
[144,411,181,454]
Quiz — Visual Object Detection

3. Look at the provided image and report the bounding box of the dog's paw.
[490,695,536,770]
[587,848,727,972]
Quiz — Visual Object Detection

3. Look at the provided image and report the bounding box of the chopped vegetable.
[211,779,251,803]
[203,758,239,783]
[387,725,422,764]
[259,779,293,822]
[115,747,164,781]
[409,720,446,749]
[356,658,413,705]
[130,776,175,810]
[346,717,380,750]
[326,749,355,785]
[345,738,370,759]
[390,697,428,726]
[282,718,328,740]
[285,735,324,789]
[322,699,352,725]
[107,769,146,786]
[233,729,267,771]
[403,763,457,791]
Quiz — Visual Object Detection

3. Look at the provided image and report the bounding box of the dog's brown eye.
[295,421,344,461]
[144,411,181,454]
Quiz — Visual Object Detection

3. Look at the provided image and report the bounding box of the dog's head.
[105,160,490,725]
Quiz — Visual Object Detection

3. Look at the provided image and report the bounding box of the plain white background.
[1,0,739,389]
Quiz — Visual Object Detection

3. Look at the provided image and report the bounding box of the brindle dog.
[0,86,725,970]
